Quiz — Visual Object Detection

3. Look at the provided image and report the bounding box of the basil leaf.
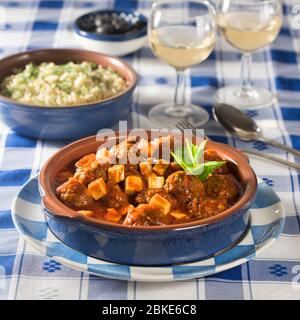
[185,138,195,166]
[198,161,226,181]
[172,140,225,182]
[194,140,207,164]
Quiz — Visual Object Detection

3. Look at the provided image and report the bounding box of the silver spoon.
[213,103,300,158]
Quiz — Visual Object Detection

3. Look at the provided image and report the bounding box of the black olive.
[111,19,120,27]
[101,13,111,23]
[78,11,146,35]
[135,20,146,30]
[115,21,126,29]
[101,23,115,34]
[78,21,94,32]
[111,13,119,20]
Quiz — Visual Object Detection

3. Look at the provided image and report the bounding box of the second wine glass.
[148,0,216,127]
[216,0,283,109]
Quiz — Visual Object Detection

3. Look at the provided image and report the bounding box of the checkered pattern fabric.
[0,0,300,300]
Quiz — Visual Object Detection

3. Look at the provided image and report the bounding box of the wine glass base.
[148,103,210,128]
[215,85,276,110]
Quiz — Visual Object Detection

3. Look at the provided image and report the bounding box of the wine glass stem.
[240,52,252,91]
[173,69,186,115]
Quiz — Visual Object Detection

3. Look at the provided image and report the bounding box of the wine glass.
[215,0,283,109]
[148,0,216,127]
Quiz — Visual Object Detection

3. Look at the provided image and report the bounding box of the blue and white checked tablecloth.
[0,0,300,300]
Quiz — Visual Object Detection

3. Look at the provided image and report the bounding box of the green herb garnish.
[171,139,225,181]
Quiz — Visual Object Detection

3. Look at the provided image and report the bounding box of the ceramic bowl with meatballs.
[39,131,257,266]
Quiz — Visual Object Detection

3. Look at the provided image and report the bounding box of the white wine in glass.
[218,12,282,52]
[216,0,283,109]
[149,26,216,69]
[148,0,216,127]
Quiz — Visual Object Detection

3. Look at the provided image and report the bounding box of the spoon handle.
[241,149,300,170]
[258,137,300,158]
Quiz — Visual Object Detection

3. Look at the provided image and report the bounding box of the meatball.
[164,161,182,179]
[164,171,205,204]
[168,161,182,172]
[74,153,108,185]
[123,204,164,226]
[200,198,228,217]
[135,188,179,209]
[55,170,73,185]
[204,149,228,174]
[204,174,239,203]
[102,185,128,210]
[187,197,228,218]
[56,177,94,209]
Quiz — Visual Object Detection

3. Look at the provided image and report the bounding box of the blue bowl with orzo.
[0,48,137,140]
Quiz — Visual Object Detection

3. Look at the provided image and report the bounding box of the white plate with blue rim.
[11,174,285,282]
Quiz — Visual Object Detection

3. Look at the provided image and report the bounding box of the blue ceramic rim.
[73,9,148,42]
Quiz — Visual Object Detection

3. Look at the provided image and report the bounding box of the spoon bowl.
[213,103,262,141]
[213,103,300,158]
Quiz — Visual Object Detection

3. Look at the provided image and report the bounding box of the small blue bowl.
[0,49,137,140]
[73,9,148,56]
[39,134,257,266]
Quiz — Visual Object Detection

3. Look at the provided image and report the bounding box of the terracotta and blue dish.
[38,132,257,266]
[73,9,148,56]
[0,49,137,140]
[12,174,284,281]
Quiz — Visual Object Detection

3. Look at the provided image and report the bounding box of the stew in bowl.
[54,135,241,227]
